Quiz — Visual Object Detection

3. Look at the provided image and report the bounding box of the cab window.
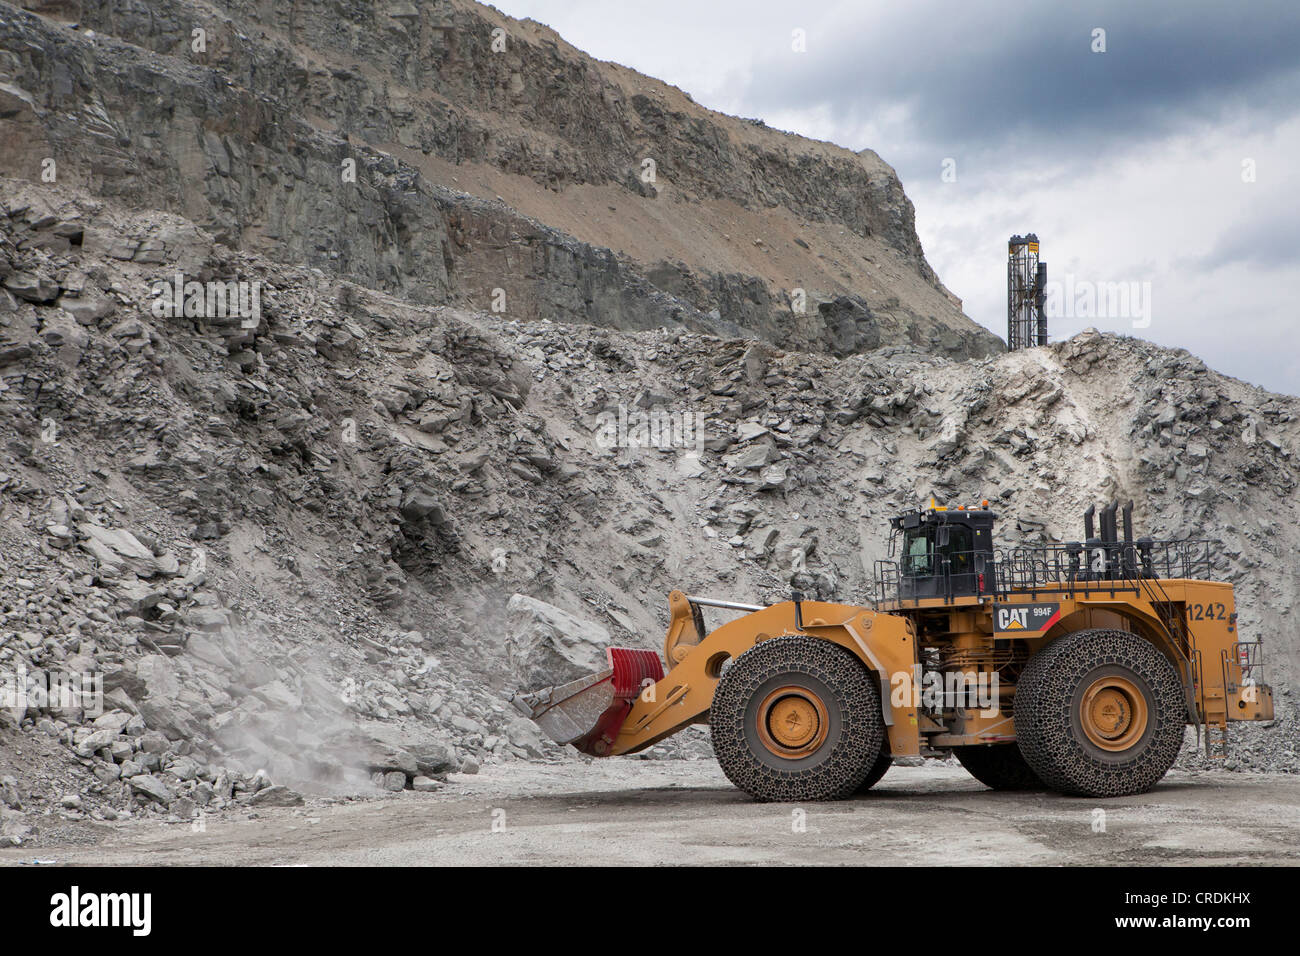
[940,526,974,572]
[904,532,931,575]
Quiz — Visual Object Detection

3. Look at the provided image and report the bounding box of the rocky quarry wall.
[0,0,1001,359]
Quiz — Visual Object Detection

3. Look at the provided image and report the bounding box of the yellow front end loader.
[511,501,1274,801]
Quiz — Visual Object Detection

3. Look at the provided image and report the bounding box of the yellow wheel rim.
[757,686,829,758]
[1080,675,1149,752]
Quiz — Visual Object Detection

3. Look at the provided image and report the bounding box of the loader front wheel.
[1014,629,1185,797]
[711,636,884,802]
[954,743,1044,791]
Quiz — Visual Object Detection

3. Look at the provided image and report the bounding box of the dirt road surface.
[3,763,1297,866]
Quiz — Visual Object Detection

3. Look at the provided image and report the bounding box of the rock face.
[0,0,1000,360]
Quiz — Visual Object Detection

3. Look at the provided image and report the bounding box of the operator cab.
[889,500,996,600]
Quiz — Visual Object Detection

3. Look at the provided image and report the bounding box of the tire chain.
[710,635,884,802]
[1014,628,1186,797]
[856,748,893,793]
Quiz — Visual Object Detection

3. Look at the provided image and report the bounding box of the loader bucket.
[510,647,663,756]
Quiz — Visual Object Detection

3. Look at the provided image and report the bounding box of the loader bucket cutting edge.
[510,647,664,756]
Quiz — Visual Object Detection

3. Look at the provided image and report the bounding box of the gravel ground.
[2,761,1297,867]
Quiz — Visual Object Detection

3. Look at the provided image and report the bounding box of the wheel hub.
[1080,675,1148,752]
[757,686,829,757]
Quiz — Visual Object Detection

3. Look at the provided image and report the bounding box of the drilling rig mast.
[1008,234,1048,350]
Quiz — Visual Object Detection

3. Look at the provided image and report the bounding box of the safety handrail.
[876,537,1223,607]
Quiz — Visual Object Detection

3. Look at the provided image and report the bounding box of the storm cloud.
[493,0,1300,394]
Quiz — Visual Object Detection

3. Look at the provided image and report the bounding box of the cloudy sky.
[490,0,1300,395]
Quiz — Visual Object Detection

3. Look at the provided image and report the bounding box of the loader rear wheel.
[1014,629,1185,797]
[954,743,1044,791]
[856,748,893,793]
[711,636,884,802]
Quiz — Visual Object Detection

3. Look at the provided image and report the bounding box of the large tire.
[710,636,884,802]
[1014,629,1185,797]
[954,744,1043,791]
[856,748,893,793]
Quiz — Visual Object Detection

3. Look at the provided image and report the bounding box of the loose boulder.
[505,594,610,687]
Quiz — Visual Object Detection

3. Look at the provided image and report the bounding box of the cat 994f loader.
[511,501,1274,800]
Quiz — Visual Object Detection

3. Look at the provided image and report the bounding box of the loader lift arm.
[608,593,921,758]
